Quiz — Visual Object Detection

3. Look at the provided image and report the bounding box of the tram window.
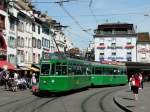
[41,64,50,75]
[92,67,95,74]
[51,64,55,75]
[55,65,61,75]
[62,66,67,75]
[55,62,67,75]
[103,68,112,75]
[68,65,75,75]
[95,67,102,75]
[86,67,91,75]
[76,66,82,75]
[120,69,126,75]
[113,68,119,75]
[82,66,86,75]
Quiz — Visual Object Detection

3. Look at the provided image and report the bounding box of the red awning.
[125,45,134,49]
[97,45,106,49]
[0,60,15,70]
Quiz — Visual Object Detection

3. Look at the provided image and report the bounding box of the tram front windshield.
[41,64,50,75]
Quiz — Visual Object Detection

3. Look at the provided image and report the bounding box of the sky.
[32,0,150,49]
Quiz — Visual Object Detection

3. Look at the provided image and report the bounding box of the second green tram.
[91,62,128,86]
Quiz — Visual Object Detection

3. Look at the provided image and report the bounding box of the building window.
[17,50,24,63]
[37,39,41,49]
[112,52,116,55]
[8,54,16,64]
[111,43,116,46]
[48,40,50,48]
[8,36,16,48]
[10,19,15,31]
[17,21,24,32]
[17,36,20,47]
[38,25,40,34]
[42,37,44,46]
[32,23,35,32]
[127,57,132,61]
[0,1,6,10]
[0,15,5,29]
[32,37,36,48]
[100,53,104,55]
[99,43,104,45]
[21,37,24,47]
[33,53,36,63]
[127,52,132,55]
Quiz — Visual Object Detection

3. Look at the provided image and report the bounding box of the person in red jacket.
[131,73,140,100]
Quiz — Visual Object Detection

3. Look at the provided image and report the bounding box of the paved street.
[1,83,150,112]
[114,82,150,112]
[0,86,125,112]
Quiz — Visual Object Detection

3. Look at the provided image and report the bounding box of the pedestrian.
[139,72,143,89]
[1,70,8,89]
[12,72,19,92]
[31,73,38,93]
[131,73,141,100]
[129,75,134,91]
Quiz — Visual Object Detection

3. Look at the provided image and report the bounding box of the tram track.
[81,88,109,112]
[31,97,58,112]
[99,88,121,112]
[9,96,59,112]
[81,87,125,112]
[0,95,33,107]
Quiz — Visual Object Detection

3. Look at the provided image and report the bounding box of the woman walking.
[131,73,141,100]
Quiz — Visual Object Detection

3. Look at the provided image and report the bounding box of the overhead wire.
[58,2,93,36]
[88,0,98,25]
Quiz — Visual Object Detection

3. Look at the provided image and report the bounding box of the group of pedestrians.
[0,68,38,92]
[129,72,143,100]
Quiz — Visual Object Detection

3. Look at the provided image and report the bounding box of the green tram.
[39,54,91,92]
[39,53,128,93]
[91,62,128,86]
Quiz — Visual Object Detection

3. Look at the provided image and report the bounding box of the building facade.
[137,32,150,63]
[0,0,74,71]
[0,0,8,61]
[94,23,137,62]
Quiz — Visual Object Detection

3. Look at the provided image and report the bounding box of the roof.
[16,0,32,11]
[97,23,134,29]
[137,32,150,42]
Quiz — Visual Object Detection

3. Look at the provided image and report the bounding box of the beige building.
[137,32,150,62]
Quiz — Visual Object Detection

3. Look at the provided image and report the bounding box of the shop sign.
[108,56,124,59]
[138,48,150,53]
[107,46,123,49]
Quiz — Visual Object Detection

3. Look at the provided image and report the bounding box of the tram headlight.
[43,80,47,84]
[51,79,55,83]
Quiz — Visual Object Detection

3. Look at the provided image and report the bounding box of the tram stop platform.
[113,82,150,112]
